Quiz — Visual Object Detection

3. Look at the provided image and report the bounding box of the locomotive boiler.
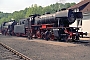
[34,9,82,27]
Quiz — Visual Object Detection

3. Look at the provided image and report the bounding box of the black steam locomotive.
[1,20,17,35]
[1,9,84,41]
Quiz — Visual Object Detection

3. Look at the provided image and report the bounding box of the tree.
[65,3,71,8]
[0,2,76,24]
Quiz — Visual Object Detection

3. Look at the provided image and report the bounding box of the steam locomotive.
[1,9,84,41]
[1,20,17,35]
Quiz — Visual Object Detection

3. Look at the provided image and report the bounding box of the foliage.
[0,2,76,24]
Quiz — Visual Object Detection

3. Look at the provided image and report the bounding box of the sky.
[0,0,80,13]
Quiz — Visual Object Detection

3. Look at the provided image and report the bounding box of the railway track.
[71,40,90,47]
[0,42,32,60]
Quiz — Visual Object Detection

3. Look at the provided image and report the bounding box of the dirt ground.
[0,35,90,60]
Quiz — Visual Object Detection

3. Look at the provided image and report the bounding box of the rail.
[0,42,32,60]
